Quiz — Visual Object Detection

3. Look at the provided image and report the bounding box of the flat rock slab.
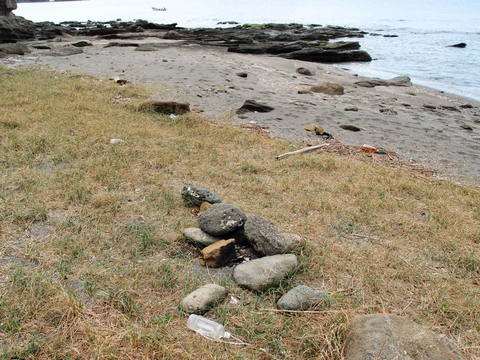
[344,314,466,360]
[233,254,297,291]
[181,284,229,315]
[183,227,223,247]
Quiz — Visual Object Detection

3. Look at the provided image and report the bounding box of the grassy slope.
[0,67,479,359]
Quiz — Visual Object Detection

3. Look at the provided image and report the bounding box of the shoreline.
[1,34,479,185]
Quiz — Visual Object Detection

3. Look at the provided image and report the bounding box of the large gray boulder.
[198,203,247,236]
[244,214,304,255]
[344,314,466,360]
[233,254,297,291]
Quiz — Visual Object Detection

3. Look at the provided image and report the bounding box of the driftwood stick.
[275,143,329,160]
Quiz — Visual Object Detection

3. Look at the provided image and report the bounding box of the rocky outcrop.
[24,20,372,64]
[278,49,372,63]
[0,13,36,42]
[0,0,16,16]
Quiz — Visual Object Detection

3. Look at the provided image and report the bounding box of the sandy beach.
[2,36,480,184]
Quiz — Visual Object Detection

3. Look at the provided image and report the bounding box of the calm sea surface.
[14,0,480,101]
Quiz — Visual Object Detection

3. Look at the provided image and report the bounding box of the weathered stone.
[386,75,412,87]
[199,202,212,212]
[310,82,344,95]
[183,227,222,247]
[233,254,298,291]
[344,105,359,111]
[71,41,92,47]
[0,13,36,41]
[199,239,236,268]
[47,46,84,56]
[315,126,325,135]
[460,123,473,131]
[181,185,222,207]
[296,67,313,76]
[379,107,397,115]
[277,285,326,310]
[298,88,313,94]
[244,214,288,256]
[305,124,316,132]
[181,284,229,315]
[139,100,190,115]
[0,42,30,55]
[279,233,305,252]
[236,100,275,114]
[198,203,247,236]
[340,124,361,132]
[279,49,372,63]
[236,71,248,78]
[344,314,466,360]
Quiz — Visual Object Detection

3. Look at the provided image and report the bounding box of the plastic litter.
[186,314,249,345]
[187,314,231,340]
[110,138,125,144]
[362,144,386,154]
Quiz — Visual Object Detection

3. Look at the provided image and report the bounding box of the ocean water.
[14,0,480,101]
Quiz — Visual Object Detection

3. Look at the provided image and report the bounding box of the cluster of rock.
[1,13,373,63]
[179,185,466,359]
[179,185,324,313]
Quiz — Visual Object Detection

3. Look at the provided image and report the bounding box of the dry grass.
[0,66,479,359]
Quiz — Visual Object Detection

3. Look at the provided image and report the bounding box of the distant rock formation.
[0,0,36,42]
[0,0,17,16]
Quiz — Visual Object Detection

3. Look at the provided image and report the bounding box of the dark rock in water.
[181,185,222,207]
[448,42,466,48]
[459,104,473,109]
[0,13,36,41]
[340,124,361,132]
[279,49,372,63]
[236,100,275,114]
[383,34,398,38]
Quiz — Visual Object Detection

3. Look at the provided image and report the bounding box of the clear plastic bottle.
[187,314,231,340]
